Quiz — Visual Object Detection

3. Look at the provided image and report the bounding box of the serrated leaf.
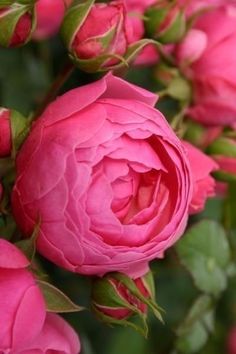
[175,296,214,354]
[176,220,231,296]
[38,280,83,313]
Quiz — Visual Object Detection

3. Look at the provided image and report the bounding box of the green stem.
[34,60,75,119]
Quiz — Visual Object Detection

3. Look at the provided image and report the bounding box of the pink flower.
[12,74,192,278]
[182,141,218,214]
[175,4,236,126]
[0,239,46,352]
[228,327,236,354]
[0,108,11,157]
[33,0,72,40]
[178,0,228,16]
[20,313,81,354]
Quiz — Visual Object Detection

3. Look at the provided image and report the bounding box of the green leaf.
[37,280,83,313]
[176,295,214,354]
[176,220,231,296]
[15,220,40,261]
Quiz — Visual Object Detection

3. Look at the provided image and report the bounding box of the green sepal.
[207,137,236,158]
[15,219,40,262]
[158,11,186,44]
[38,280,83,313]
[0,3,33,47]
[91,303,149,338]
[213,170,236,183]
[10,109,30,158]
[61,0,95,49]
[110,272,164,323]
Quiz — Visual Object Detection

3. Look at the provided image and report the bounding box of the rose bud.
[61,0,133,72]
[0,108,11,157]
[174,4,236,126]
[0,107,29,157]
[207,136,236,183]
[33,0,72,40]
[182,141,218,214]
[12,73,192,278]
[91,271,162,334]
[184,120,222,149]
[145,0,186,44]
[0,0,36,48]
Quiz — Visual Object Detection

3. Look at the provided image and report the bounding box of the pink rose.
[33,0,72,40]
[0,108,11,157]
[178,0,228,16]
[175,4,236,126]
[20,313,80,354]
[182,141,218,214]
[12,73,192,278]
[0,239,46,352]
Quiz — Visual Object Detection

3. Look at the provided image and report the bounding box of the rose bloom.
[182,141,218,214]
[21,313,80,354]
[0,108,11,157]
[0,239,80,353]
[0,239,46,352]
[175,4,236,126]
[33,0,72,40]
[12,74,192,278]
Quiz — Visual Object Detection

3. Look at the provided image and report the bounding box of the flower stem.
[34,60,75,119]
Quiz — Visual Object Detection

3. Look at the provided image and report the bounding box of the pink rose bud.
[145,0,186,44]
[228,327,236,354]
[61,0,134,72]
[0,108,11,157]
[175,4,236,126]
[91,271,162,334]
[0,239,46,352]
[184,120,222,149]
[182,141,218,214]
[12,73,193,278]
[207,135,236,182]
[0,1,36,47]
[33,0,72,40]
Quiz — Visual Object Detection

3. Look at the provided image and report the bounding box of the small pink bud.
[91,271,162,335]
[0,109,11,157]
[0,2,36,48]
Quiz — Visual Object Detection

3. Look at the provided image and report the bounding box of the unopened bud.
[91,271,162,336]
[145,0,186,44]
[0,1,36,47]
[207,136,236,182]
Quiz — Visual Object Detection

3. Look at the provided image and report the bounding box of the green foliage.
[176,220,231,297]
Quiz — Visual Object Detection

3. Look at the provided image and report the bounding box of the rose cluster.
[1,0,236,351]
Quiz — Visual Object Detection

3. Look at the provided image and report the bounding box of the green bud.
[145,1,186,44]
